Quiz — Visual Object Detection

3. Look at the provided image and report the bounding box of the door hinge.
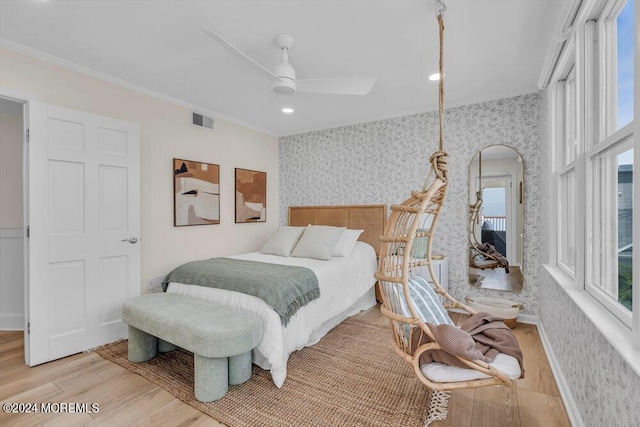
[26,128,29,143]
[27,322,30,334]
[26,226,29,238]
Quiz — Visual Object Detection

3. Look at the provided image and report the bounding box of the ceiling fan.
[201,28,377,98]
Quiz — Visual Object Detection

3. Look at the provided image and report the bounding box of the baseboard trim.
[535,320,584,427]
[0,227,23,239]
[515,313,537,325]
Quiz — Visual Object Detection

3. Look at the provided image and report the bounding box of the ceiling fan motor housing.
[273,77,296,95]
[273,34,297,95]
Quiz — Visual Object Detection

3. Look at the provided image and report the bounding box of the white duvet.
[166,241,378,387]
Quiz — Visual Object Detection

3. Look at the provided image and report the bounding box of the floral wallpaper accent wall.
[536,89,640,426]
[280,93,541,314]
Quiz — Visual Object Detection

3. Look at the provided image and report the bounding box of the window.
[616,0,634,130]
[565,66,578,164]
[602,0,635,135]
[559,171,577,272]
[618,149,633,311]
[587,0,635,324]
[553,0,636,329]
[557,64,578,275]
[588,140,633,324]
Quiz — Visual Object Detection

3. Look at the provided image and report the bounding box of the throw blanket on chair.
[476,243,510,273]
[411,312,524,378]
[161,258,319,326]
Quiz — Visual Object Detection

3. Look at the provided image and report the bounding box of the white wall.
[0,228,23,330]
[0,47,280,293]
[0,101,24,329]
[0,109,23,226]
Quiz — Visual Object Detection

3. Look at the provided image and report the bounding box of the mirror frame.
[468,144,524,292]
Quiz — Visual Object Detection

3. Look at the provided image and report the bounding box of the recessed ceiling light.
[282,108,294,114]
[428,73,441,81]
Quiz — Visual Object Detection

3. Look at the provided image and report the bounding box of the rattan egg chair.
[469,192,502,271]
[374,4,518,393]
[469,152,509,272]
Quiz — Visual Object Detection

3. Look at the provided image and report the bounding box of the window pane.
[482,187,506,219]
[618,149,633,310]
[565,67,577,163]
[560,171,576,271]
[616,0,634,130]
[589,143,633,314]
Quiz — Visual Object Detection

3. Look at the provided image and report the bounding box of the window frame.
[550,0,638,337]
[585,129,634,327]
[555,55,579,278]
[599,0,634,136]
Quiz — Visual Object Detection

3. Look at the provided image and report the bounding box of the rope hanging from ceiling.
[374,0,519,392]
[424,2,448,190]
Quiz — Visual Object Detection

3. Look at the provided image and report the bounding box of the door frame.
[0,90,31,363]
[474,173,517,266]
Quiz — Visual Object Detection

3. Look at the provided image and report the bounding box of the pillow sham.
[291,225,346,260]
[332,229,364,257]
[259,226,305,257]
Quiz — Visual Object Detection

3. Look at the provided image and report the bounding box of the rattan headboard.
[288,205,387,256]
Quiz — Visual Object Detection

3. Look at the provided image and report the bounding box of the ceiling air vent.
[191,111,214,130]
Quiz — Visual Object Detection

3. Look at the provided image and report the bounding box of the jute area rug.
[96,318,448,427]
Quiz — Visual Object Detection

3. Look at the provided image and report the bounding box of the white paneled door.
[27,102,140,366]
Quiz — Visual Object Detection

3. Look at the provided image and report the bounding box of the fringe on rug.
[424,389,450,426]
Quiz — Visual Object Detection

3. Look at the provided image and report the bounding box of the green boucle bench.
[122,293,263,402]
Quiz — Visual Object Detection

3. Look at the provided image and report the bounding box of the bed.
[164,204,386,388]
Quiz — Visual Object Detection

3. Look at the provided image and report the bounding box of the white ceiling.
[0,0,566,136]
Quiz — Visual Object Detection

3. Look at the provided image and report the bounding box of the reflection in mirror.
[468,145,524,292]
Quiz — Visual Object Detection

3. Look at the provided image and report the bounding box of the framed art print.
[235,168,266,223]
[174,158,220,226]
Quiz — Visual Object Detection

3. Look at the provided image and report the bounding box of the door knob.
[121,237,138,244]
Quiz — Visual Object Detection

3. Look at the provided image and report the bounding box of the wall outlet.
[146,275,165,292]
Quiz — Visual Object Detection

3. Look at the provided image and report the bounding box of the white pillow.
[291,225,346,260]
[259,226,305,257]
[332,229,364,257]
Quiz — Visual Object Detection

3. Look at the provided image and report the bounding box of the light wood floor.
[1,306,570,427]
[356,308,571,427]
[469,266,523,292]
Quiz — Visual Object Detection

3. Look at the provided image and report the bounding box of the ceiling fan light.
[274,86,295,95]
[282,108,294,114]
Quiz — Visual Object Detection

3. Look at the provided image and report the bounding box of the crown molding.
[0,38,277,137]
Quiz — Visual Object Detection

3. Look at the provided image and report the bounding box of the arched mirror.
[468,145,524,292]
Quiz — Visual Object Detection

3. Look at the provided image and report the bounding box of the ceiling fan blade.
[296,77,376,95]
[250,90,278,112]
[201,27,279,82]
